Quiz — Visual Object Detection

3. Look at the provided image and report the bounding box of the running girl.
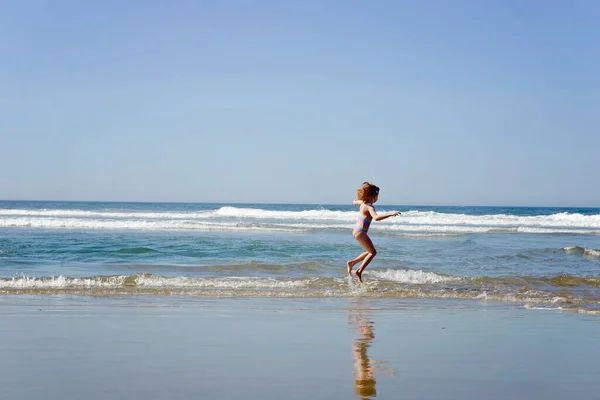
[347,182,400,283]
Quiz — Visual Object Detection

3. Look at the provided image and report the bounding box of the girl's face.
[370,195,379,204]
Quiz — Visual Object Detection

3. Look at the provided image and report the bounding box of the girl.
[347,182,400,283]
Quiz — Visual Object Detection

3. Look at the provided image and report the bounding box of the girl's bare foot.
[347,260,356,276]
[355,269,363,283]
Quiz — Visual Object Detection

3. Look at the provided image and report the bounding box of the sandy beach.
[1,296,598,400]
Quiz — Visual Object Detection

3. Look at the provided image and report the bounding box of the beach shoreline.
[1,296,598,400]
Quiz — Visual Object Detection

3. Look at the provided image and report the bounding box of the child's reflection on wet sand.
[349,303,396,399]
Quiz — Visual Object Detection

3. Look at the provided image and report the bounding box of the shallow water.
[1,201,599,312]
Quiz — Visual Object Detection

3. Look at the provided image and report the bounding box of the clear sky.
[1,0,598,206]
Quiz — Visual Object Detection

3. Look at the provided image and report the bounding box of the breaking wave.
[564,246,600,259]
[1,207,599,234]
[2,270,599,313]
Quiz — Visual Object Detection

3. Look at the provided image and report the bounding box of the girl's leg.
[353,233,377,283]
[347,251,369,275]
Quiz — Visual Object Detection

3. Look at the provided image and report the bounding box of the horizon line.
[1,199,598,209]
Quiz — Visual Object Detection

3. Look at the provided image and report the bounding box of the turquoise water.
[1,201,599,312]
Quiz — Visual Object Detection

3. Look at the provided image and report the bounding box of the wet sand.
[1,296,599,400]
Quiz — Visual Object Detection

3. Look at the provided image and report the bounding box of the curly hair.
[357,182,380,201]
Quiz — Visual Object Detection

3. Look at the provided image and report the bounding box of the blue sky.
[1,0,598,206]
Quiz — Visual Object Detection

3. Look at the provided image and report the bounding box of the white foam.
[523,305,564,311]
[1,207,599,234]
[0,217,313,232]
[0,275,308,289]
[0,275,126,288]
[0,207,356,221]
[563,246,600,258]
[134,276,307,289]
[369,269,461,284]
[395,210,600,229]
[214,207,354,221]
[584,248,600,258]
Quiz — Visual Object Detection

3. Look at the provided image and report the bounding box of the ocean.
[1,201,598,313]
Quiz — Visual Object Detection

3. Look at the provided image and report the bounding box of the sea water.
[1,201,599,312]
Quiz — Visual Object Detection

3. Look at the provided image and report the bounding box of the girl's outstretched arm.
[366,205,400,221]
[353,199,363,205]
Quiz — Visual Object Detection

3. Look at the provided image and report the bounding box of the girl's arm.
[353,199,363,205]
[367,205,400,221]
